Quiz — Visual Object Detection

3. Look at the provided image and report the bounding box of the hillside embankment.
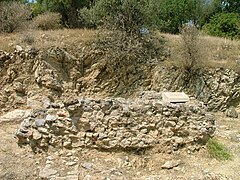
[0,29,240,179]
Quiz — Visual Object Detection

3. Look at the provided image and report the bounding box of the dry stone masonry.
[16,91,216,153]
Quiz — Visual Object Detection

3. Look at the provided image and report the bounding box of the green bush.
[79,0,159,35]
[0,1,32,33]
[31,12,62,30]
[207,138,232,161]
[203,13,240,39]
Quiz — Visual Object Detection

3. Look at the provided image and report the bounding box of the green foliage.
[221,0,240,13]
[80,0,160,35]
[203,13,240,39]
[0,1,32,33]
[207,138,232,161]
[33,0,90,27]
[31,12,62,30]
[157,0,207,34]
[199,0,240,27]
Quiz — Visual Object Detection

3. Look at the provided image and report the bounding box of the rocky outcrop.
[16,92,216,153]
[0,46,83,115]
[151,67,240,111]
[0,46,239,115]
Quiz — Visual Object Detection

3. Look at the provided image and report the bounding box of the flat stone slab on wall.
[162,92,190,103]
[16,92,215,153]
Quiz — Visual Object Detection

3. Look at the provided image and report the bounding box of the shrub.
[0,1,32,33]
[207,138,232,161]
[79,0,159,35]
[203,13,240,39]
[179,26,203,73]
[31,12,62,30]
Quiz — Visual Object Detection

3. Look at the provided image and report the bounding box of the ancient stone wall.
[16,92,216,153]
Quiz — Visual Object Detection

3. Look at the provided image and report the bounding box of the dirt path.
[0,113,239,180]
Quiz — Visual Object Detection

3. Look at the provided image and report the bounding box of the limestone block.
[162,92,190,103]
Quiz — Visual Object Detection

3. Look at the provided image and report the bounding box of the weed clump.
[207,138,232,161]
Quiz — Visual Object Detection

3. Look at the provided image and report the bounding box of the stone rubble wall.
[16,92,216,153]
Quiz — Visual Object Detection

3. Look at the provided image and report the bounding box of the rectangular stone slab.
[162,92,189,103]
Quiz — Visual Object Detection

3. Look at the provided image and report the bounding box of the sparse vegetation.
[0,1,32,33]
[92,31,166,61]
[207,138,232,161]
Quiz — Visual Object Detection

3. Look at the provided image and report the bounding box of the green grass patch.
[207,138,232,161]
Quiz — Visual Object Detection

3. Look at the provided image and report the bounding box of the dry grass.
[159,32,240,72]
[0,28,240,71]
[0,29,96,54]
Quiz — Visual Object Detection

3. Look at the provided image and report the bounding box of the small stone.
[226,107,238,118]
[96,111,104,120]
[140,128,148,134]
[15,45,23,51]
[164,121,176,127]
[174,137,184,144]
[37,127,49,134]
[86,132,93,138]
[66,161,77,166]
[161,160,181,169]
[57,110,70,118]
[63,141,72,148]
[35,119,46,127]
[32,131,42,140]
[65,175,78,180]
[83,175,92,180]
[39,166,58,178]
[47,156,54,161]
[82,162,93,169]
[46,114,57,121]
[42,97,51,108]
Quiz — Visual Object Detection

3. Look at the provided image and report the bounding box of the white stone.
[15,45,23,51]
[162,92,189,103]
[66,161,77,166]
[39,166,58,178]
[161,160,181,169]
[0,109,32,123]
